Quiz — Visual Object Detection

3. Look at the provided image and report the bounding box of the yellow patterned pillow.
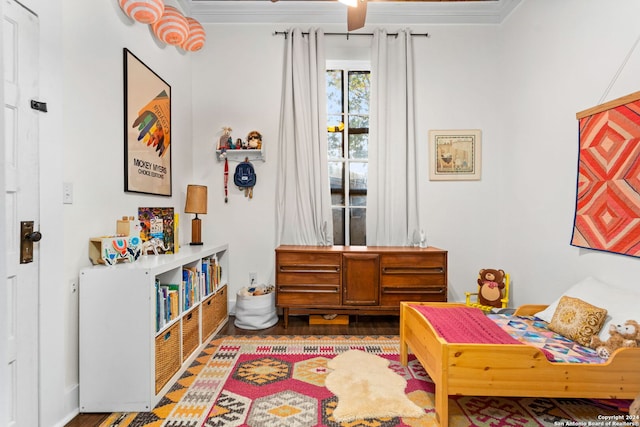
[548,296,608,346]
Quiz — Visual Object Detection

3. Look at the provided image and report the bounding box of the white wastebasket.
[234,291,279,330]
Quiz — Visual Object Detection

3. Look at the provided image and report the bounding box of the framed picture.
[428,129,481,181]
[123,48,172,196]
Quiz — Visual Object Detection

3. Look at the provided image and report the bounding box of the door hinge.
[30,100,47,112]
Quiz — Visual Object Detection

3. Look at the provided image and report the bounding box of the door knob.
[25,231,42,242]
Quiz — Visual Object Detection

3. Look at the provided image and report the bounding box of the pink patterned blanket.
[409,305,521,345]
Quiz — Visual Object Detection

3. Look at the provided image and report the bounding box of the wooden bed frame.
[399,302,640,427]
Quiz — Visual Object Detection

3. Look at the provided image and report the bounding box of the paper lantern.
[151,6,189,46]
[182,18,206,52]
[119,0,165,24]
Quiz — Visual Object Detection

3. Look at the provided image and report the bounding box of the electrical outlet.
[249,272,257,285]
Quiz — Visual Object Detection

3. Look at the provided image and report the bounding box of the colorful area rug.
[99,335,629,427]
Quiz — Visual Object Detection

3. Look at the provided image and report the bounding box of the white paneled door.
[3,1,40,426]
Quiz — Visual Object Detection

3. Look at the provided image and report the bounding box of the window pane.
[350,194,366,207]
[327,70,343,115]
[350,208,366,245]
[328,132,343,158]
[349,162,367,192]
[332,193,345,205]
[348,114,369,129]
[348,71,370,115]
[328,114,344,132]
[333,208,345,245]
[329,161,344,197]
[348,133,368,159]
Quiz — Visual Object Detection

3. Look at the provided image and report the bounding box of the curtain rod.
[273,31,429,38]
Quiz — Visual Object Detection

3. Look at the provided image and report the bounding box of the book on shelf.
[201,255,222,295]
[155,281,180,331]
[182,266,200,311]
[138,207,175,254]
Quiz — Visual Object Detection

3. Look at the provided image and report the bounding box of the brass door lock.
[20,221,42,264]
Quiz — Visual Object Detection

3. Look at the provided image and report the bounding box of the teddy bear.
[589,320,639,359]
[477,268,506,308]
[630,392,640,417]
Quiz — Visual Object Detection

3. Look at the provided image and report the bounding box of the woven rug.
[99,335,630,427]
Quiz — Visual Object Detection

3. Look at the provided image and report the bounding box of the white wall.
[191,22,504,306]
[499,0,640,305]
[11,1,640,426]
[19,0,195,425]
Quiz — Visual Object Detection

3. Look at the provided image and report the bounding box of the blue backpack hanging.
[234,158,256,198]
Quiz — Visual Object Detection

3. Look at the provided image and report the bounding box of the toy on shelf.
[216,126,233,160]
[89,216,142,266]
[465,268,509,312]
[247,130,262,149]
[215,127,264,162]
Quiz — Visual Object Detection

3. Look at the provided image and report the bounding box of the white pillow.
[534,276,640,341]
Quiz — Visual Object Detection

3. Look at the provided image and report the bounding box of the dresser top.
[275,245,445,253]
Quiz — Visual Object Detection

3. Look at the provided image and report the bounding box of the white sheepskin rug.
[324,349,425,421]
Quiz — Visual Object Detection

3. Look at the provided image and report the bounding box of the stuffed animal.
[630,392,640,417]
[477,268,506,308]
[247,130,262,149]
[589,320,639,359]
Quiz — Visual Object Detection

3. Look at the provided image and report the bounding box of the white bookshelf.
[79,244,229,412]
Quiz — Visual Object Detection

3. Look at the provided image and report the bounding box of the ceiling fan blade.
[347,0,367,31]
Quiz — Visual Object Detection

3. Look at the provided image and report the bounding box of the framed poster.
[123,48,172,196]
[429,129,481,181]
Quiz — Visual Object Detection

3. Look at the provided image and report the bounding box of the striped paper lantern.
[152,6,189,46]
[119,0,165,24]
[182,18,206,52]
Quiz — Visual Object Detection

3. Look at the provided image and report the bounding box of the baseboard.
[50,384,79,427]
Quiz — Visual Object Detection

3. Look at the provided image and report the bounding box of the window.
[326,64,370,245]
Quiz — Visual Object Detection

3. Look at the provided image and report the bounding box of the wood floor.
[65,314,400,427]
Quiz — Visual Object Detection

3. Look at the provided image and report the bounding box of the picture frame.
[123,48,172,196]
[428,129,481,181]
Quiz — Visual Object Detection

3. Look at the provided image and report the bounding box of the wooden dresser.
[275,245,447,327]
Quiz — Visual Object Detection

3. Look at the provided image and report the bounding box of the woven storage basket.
[202,286,227,340]
[155,322,180,394]
[201,293,216,339]
[181,306,200,361]
[213,287,228,329]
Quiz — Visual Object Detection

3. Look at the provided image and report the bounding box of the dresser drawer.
[380,253,446,288]
[276,251,341,307]
[276,252,341,285]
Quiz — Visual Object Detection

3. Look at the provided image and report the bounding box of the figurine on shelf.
[247,130,262,149]
[217,126,233,150]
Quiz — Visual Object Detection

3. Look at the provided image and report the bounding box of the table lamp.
[184,184,207,245]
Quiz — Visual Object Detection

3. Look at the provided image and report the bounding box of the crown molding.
[187,0,522,25]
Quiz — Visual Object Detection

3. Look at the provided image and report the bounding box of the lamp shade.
[181,17,206,52]
[119,0,165,24]
[185,185,207,214]
[151,6,189,46]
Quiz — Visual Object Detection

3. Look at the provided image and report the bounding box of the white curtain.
[367,29,420,246]
[276,28,333,246]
